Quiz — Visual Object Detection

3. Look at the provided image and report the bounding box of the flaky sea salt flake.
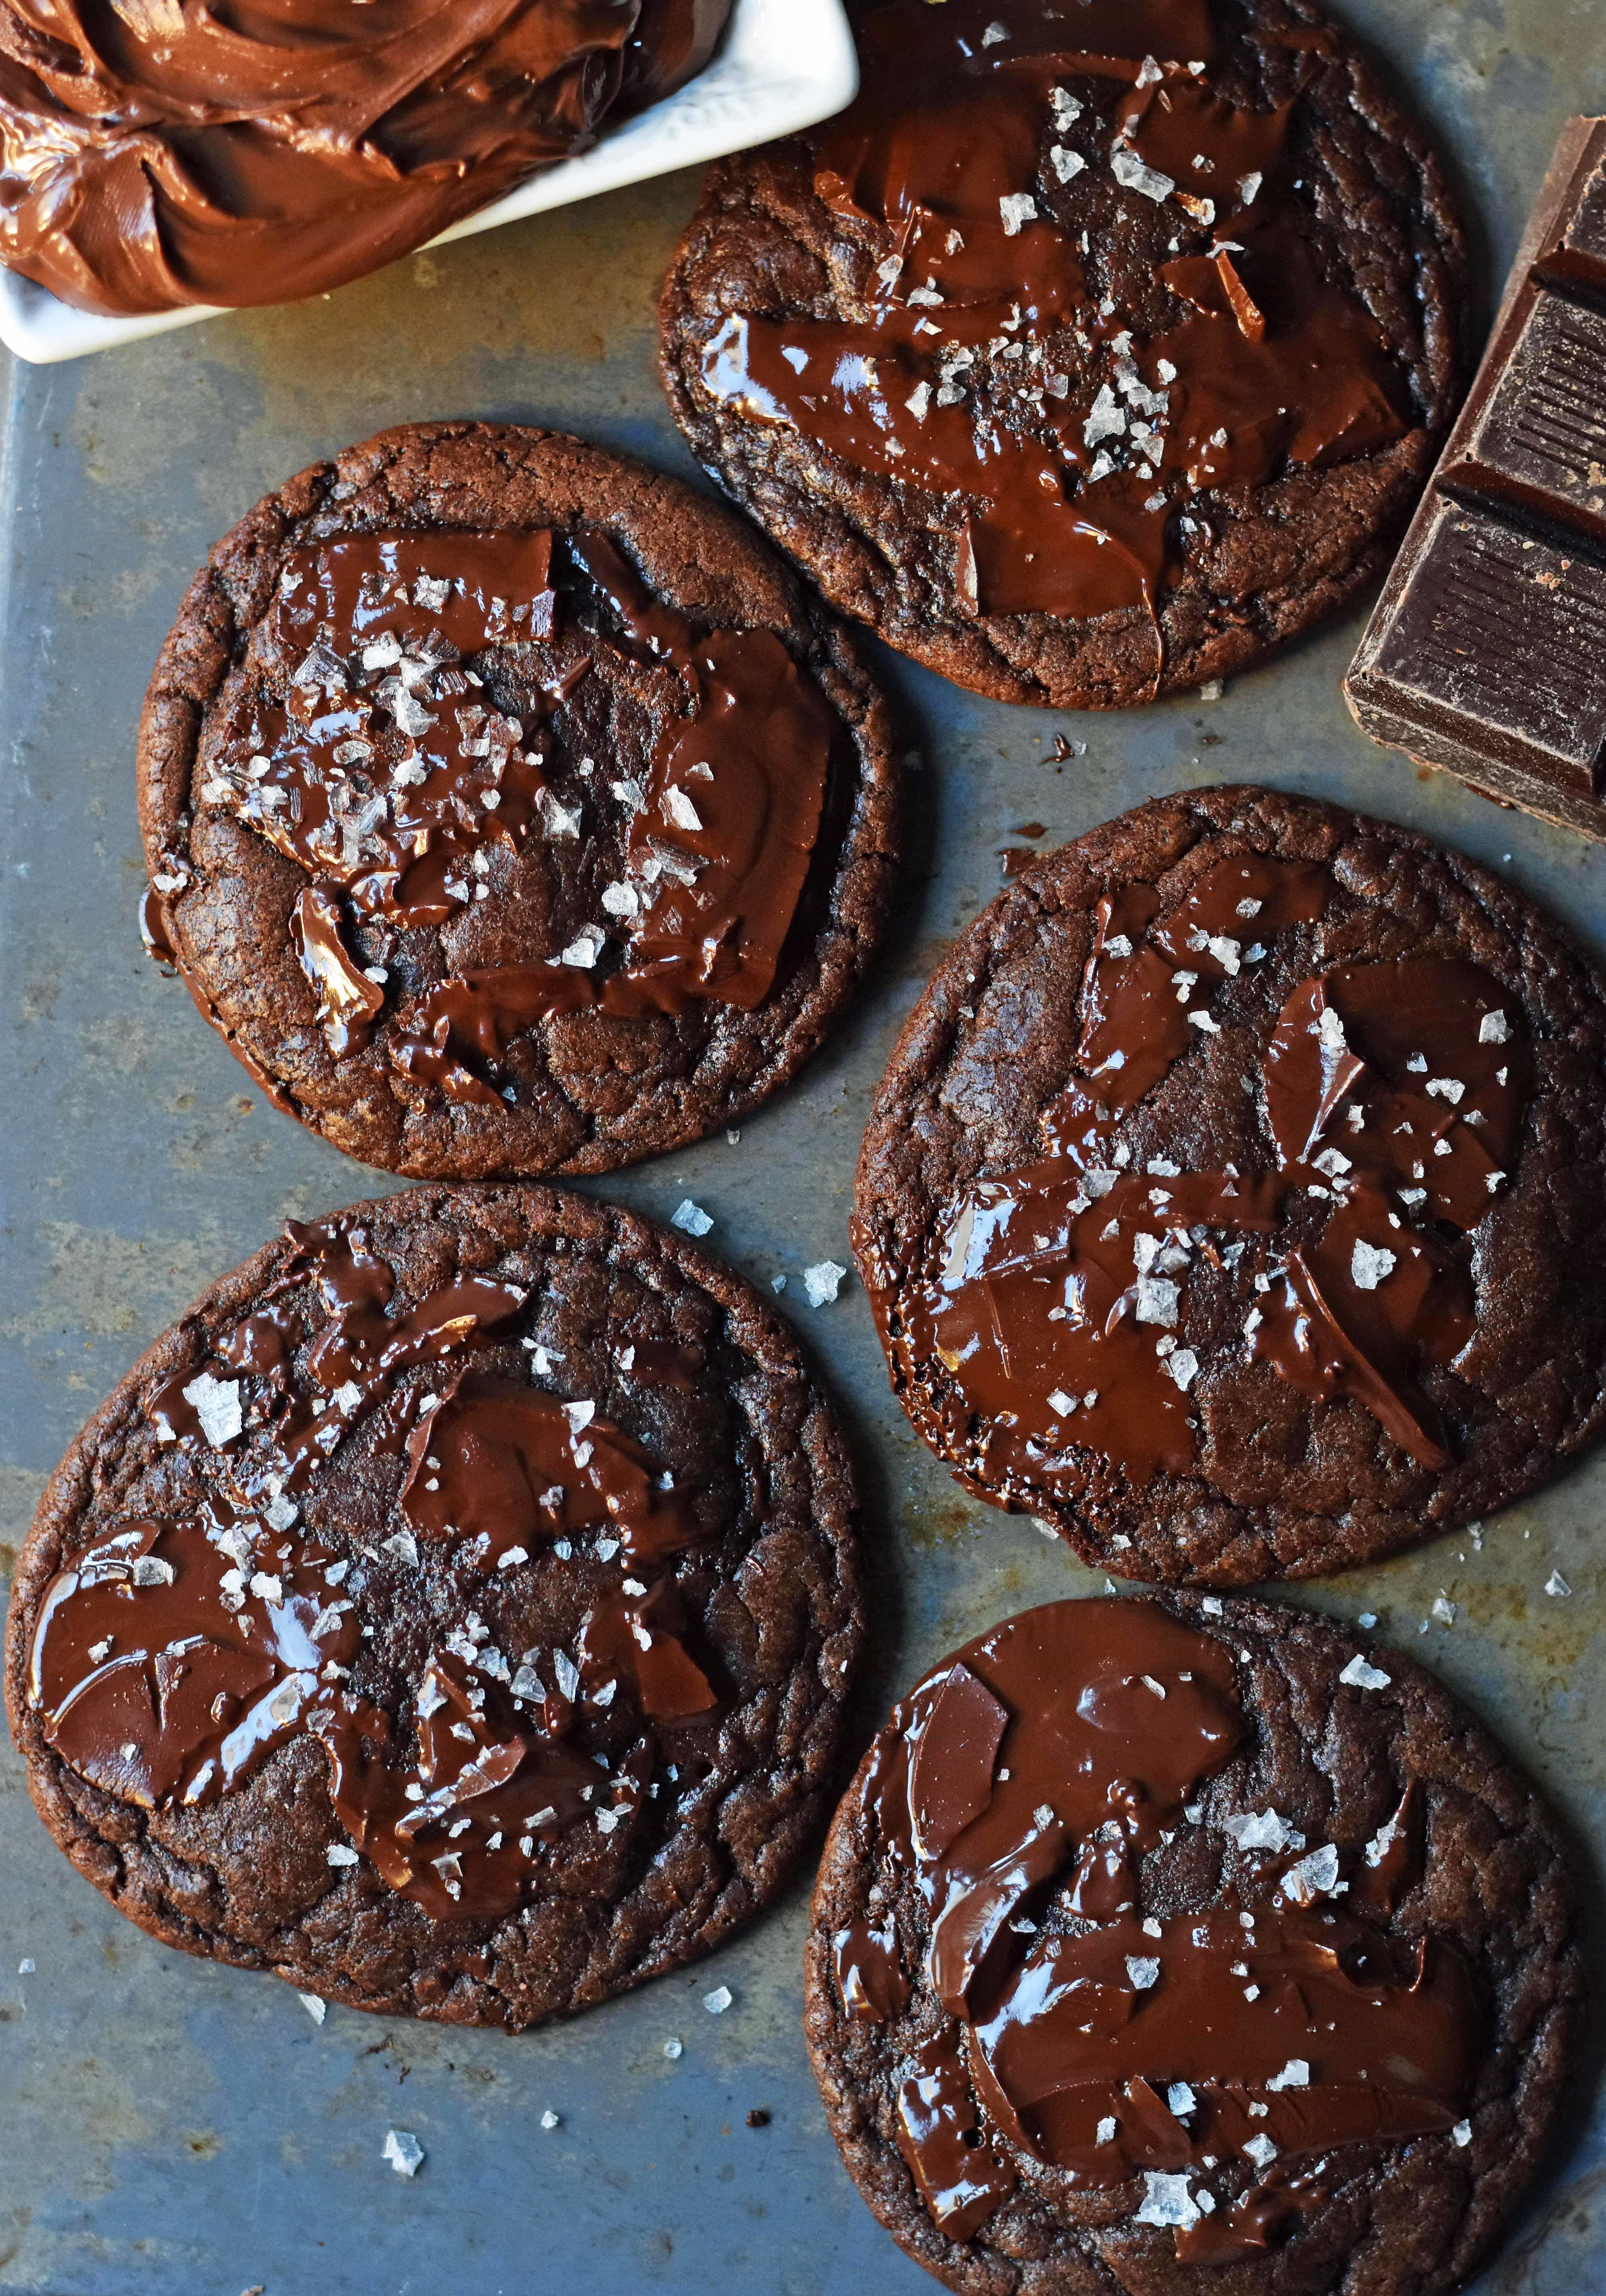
[1135,2172,1201,2229]
[382,2129,424,2178]
[183,1372,243,1448]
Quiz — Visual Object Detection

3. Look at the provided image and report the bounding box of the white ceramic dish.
[0,0,857,366]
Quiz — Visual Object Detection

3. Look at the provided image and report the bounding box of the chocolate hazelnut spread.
[842,1600,1478,2262]
[696,0,1409,662]
[23,1209,731,1924]
[144,517,838,1109]
[861,855,1528,1484]
[0,0,734,317]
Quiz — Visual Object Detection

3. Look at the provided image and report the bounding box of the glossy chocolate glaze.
[844,1600,1477,2262]
[0,0,734,318]
[696,0,1406,657]
[866,855,1527,1484]
[25,1211,728,1925]
[147,520,837,1107]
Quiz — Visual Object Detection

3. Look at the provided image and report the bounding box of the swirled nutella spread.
[0,0,732,316]
[24,1209,731,1924]
[143,517,838,1111]
[863,855,1529,1484]
[836,1600,1477,2263]
[697,0,1408,648]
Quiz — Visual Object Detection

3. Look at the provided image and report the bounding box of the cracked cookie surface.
[138,420,899,1177]
[806,1591,1583,2296]
[659,0,1465,709]
[852,786,1606,1583]
[4,1183,862,2029]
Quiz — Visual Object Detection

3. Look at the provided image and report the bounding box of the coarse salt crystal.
[703,1985,733,2014]
[382,2129,424,2178]
[803,1260,848,1307]
[671,1200,714,1238]
[1351,1240,1396,1290]
[298,1993,327,2025]
[182,1372,243,1448]
[1134,2171,1202,2229]
[1340,1655,1392,1689]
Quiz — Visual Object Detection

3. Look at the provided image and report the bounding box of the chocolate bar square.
[1347,117,1606,840]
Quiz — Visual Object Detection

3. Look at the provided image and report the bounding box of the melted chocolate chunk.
[0,0,734,318]
[867,854,1529,1482]
[847,1600,1479,2262]
[694,0,1408,656]
[399,1368,703,1567]
[26,1516,358,1810]
[314,1653,619,1925]
[834,1915,912,2024]
[23,1210,727,1926]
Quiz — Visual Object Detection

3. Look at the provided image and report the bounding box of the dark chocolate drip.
[859,1601,1479,2261]
[697,0,1408,647]
[26,1212,724,1924]
[865,854,1531,1481]
[0,1,735,318]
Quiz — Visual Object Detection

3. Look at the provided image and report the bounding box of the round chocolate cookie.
[852,786,1606,1583]
[659,0,1465,709]
[806,1593,1584,2294]
[3,1184,862,2029]
[137,420,899,1176]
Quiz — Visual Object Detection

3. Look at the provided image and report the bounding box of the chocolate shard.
[1347,117,1606,840]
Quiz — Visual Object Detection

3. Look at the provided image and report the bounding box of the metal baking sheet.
[2,4,1604,2289]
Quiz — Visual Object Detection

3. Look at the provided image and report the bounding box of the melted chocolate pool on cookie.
[143,521,837,1114]
[858,854,1527,1487]
[24,1211,731,1926]
[831,1600,1476,2265]
[695,0,1408,673]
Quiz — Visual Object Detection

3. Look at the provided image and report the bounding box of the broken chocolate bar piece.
[1347,118,1606,840]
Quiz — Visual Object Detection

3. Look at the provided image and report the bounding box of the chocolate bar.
[1346,118,1606,840]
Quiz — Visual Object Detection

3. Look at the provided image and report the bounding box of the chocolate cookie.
[852,786,1606,1583]
[805,1593,1584,2294]
[3,1184,862,2029]
[658,0,1466,709]
[137,421,899,1177]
